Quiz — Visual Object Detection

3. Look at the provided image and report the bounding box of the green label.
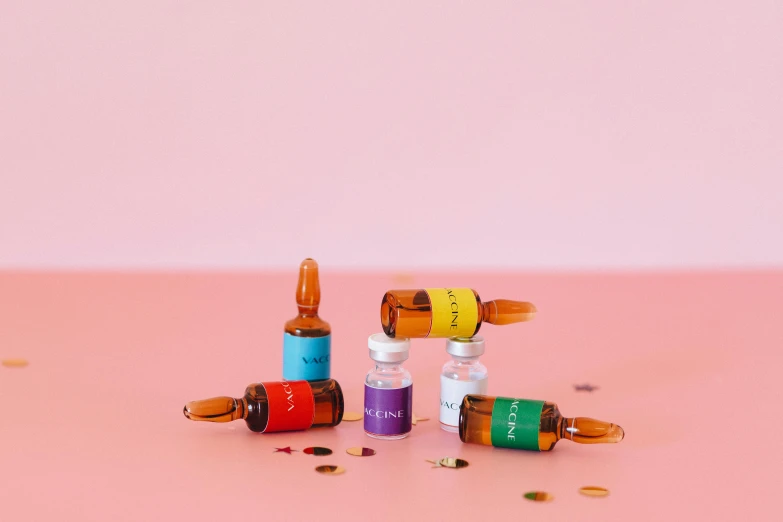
[490,397,544,451]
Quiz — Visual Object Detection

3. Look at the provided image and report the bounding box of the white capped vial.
[439,336,488,432]
[364,333,413,440]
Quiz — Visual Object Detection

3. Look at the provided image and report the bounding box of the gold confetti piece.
[426,457,469,469]
[579,486,610,497]
[342,412,363,421]
[315,465,345,475]
[346,447,376,457]
[303,447,333,456]
[412,414,429,426]
[523,491,554,502]
[2,359,29,368]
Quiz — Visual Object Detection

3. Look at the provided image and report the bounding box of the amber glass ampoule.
[459,394,624,451]
[381,288,537,338]
[183,379,344,433]
[283,259,331,380]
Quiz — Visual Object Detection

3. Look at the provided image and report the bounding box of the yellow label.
[425,288,478,338]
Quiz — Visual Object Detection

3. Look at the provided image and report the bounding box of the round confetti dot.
[428,457,469,468]
[523,491,554,502]
[579,486,610,497]
[346,447,376,457]
[315,465,345,475]
[2,359,29,368]
[303,447,333,456]
[342,412,363,421]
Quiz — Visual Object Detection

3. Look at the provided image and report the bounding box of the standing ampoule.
[183,379,343,433]
[364,334,413,440]
[283,258,331,381]
[459,394,624,451]
[381,288,537,338]
[440,337,488,432]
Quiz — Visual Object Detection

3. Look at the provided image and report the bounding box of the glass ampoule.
[440,337,488,433]
[283,258,331,381]
[381,288,537,338]
[364,334,413,440]
[459,394,624,451]
[183,379,343,433]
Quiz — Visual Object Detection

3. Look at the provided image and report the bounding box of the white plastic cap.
[368,333,410,363]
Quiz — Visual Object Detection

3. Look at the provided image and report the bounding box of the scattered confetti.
[342,412,363,422]
[523,491,554,502]
[315,465,345,475]
[346,447,376,457]
[412,414,429,426]
[579,486,610,497]
[303,447,333,456]
[2,359,29,368]
[574,384,599,392]
[426,457,469,469]
[274,447,297,454]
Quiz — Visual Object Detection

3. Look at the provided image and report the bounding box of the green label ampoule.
[459,395,624,451]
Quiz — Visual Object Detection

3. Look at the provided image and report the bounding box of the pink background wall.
[1,1,781,270]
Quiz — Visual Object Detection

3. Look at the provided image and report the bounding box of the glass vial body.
[380,288,537,338]
[183,378,344,433]
[458,394,624,451]
[283,258,331,381]
[440,337,488,432]
[364,334,413,440]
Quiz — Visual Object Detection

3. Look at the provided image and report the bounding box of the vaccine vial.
[439,336,488,432]
[364,333,413,440]
[459,395,624,451]
[283,259,331,381]
[183,379,344,433]
[381,288,537,338]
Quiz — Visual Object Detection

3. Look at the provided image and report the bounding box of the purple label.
[364,384,413,436]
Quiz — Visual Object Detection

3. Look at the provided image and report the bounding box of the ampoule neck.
[297,305,320,316]
[183,396,248,423]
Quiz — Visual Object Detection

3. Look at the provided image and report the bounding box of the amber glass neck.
[183,396,248,423]
[559,416,625,444]
[481,299,537,325]
[296,258,320,314]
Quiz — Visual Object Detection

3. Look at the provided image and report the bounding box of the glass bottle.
[459,394,624,451]
[380,288,537,338]
[364,333,413,440]
[283,258,331,381]
[183,379,343,433]
[440,337,488,432]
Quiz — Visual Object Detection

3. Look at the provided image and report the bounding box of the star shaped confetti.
[274,447,297,454]
[574,383,599,392]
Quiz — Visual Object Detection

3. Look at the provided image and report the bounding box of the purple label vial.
[364,333,413,440]
[364,384,413,437]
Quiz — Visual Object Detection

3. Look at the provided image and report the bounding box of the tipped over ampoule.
[183,379,344,433]
[459,395,624,451]
[381,288,536,338]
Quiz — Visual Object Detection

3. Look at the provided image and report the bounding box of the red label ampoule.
[183,379,344,433]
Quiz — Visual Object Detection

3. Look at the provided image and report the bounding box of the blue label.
[282,333,331,381]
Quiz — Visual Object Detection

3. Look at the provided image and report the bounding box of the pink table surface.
[1,271,781,521]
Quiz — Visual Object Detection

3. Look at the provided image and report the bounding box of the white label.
[439,375,488,427]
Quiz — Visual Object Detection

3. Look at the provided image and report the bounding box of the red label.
[262,380,315,433]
